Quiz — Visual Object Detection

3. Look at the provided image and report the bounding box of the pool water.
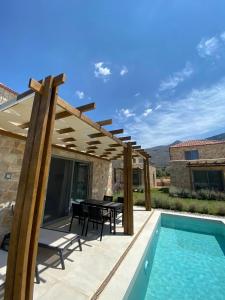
[125,214,225,300]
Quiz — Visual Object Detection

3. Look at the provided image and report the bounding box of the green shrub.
[134,198,145,206]
[217,207,225,216]
[174,201,183,211]
[188,204,196,213]
[153,198,163,208]
[200,206,209,214]
[161,199,171,210]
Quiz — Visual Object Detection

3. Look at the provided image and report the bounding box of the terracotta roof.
[170,140,225,148]
[0,83,18,95]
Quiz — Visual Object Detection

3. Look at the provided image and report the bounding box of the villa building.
[0,83,18,105]
[169,140,225,191]
[112,157,156,193]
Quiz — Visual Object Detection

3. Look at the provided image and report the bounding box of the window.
[193,170,224,191]
[185,150,199,160]
[133,169,142,186]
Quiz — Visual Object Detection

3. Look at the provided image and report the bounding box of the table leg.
[113,208,116,234]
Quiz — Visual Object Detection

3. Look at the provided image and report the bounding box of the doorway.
[43,157,90,223]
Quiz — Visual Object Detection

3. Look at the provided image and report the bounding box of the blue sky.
[1,0,225,147]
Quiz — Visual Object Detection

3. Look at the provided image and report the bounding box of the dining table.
[81,199,123,234]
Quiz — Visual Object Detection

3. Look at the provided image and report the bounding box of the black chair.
[117,197,124,203]
[103,195,113,202]
[85,205,112,241]
[69,202,86,235]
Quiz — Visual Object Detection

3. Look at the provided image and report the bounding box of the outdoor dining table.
[81,199,123,234]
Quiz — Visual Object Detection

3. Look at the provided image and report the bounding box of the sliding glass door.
[71,162,90,201]
[44,157,90,223]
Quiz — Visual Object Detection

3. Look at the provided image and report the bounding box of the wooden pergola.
[1,74,152,300]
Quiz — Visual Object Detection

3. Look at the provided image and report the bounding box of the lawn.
[114,188,225,216]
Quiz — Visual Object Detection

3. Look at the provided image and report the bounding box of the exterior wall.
[0,134,112,243]
[169,161,192,190]
[170,159,225,190]
[170,143,225,161]
[112,160,156,193]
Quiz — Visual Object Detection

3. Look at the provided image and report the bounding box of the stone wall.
[169,160,192,190]
[0,134,112,243]
[112,160,156,193]
[169,159,225,190]
[170,143,225,160]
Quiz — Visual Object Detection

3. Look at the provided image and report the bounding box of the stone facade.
[169,141,225,191]
[170,142,225,160]
[112,159,156,193]
[0,133,112,243]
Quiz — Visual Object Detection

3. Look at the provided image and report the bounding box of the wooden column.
[123,143,134,235]
[144,156,151,211]
[4,74,65,300]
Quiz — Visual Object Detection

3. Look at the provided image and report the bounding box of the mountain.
[145,132,225,168]
[145,141,181,168]
[206,132,225,140]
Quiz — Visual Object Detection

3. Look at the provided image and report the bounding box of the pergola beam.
[96,119,112,126]
[109,129,124,135]
[76,102,96,113]
[119,136,131,141]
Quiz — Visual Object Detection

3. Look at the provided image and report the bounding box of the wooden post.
[4,74,65,300]
[123,143,133,235]
[144,157,151,211]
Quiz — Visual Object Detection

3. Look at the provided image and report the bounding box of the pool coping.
[98,210,225,300]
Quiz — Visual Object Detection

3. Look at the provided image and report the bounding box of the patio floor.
[29,207,151,300]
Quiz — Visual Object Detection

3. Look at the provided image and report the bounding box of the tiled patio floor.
[30,207,151,300]
[31,207,150,299]
[0,208,151,299]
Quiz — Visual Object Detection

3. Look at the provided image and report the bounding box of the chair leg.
[78,238,82,251]
[35,265,40,284]
[100,223,104,241]
[59,249,65,270]
[81,218,86,236]
[109,218,112,233]
[69,217,73,232]
[85,220,89,236]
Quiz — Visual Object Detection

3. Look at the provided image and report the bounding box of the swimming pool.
[124,213,225,300]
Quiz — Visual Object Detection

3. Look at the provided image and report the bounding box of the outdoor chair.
[39,228,82,270]
[0,234,40,284]
[85,205,112,241]
[1,228,82,281]
[69,202,86,235]
[103,195,113,202]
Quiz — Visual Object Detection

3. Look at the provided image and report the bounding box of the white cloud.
[75,90,85,99]
[94,62,111,81]
[143,108,153,117]
[118,108,136,118]
[118,78,225,147]
[159,62,194,92]
[220,31,225,42]
[134,92,141,97]
[120,66,128,76]
[155,104,161,110]
[197,36,220,58]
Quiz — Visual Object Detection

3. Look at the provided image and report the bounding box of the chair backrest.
[87,205,103,222]
[117,197,124,203]
[71,203,84,218]
[103,195,113,202]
